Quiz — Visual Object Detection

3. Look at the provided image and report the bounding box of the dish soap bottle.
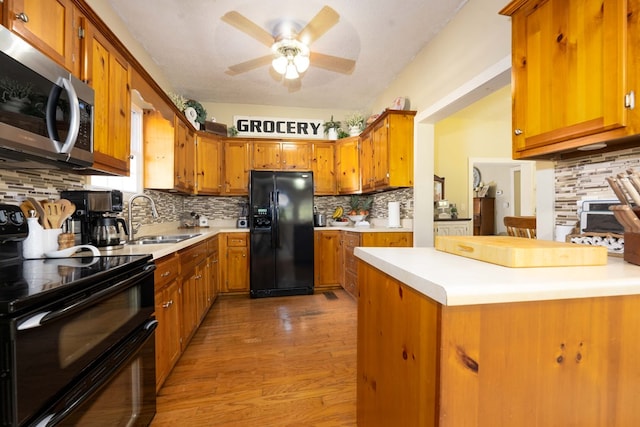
[22,210,44,259]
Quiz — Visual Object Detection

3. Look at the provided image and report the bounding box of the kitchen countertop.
[354,246,640,306]
[100,224,413,259]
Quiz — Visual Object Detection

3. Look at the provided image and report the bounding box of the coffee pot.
[90,216,128,247]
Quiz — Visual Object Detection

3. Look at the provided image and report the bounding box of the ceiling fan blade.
[310,52,356,74]
[221,11,274,47]
[298,6,340,45]
[226,55,273,76]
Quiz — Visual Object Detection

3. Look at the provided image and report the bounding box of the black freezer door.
[249,170,314,297]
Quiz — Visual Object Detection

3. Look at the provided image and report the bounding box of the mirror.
[434,175,444,201]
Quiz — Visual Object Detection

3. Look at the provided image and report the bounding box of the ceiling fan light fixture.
[272,55,288,74]
[284,63,299,80]
[293,54,310,73]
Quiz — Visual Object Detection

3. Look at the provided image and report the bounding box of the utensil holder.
[43,228,62,254]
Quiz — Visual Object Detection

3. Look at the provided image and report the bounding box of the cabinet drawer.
[154,254,180,290]
[227,234,248,247]
[180,241,207,274]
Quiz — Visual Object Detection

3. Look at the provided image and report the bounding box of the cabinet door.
[155,279,181,391]
[281,142,310,169]
[196,133,222,195]
[174,119,196,193]
[143,110,175,189]
[314,230,341,287]
[223,141,250,195]
[252,141,281,169]
[373,119,390,188]
[385,112,414,188]
[9,0,75,71]
[336,136,361,194]
[226,246,249,292]
[311,142,336,195]
[506,0,628,157]
[180,268,199,349]
[83,23,131,175]
[360,132,375,192]
[361,232,413,247]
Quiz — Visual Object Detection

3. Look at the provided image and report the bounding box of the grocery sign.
[233,115,325,139]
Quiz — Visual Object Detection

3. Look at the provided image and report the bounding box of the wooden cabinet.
[336,136,360,194]
[174,118,196,193]
[8,0,76,71]
[473,197,495,235]
[360,132,374,193]
[153,254,181,391]
[220,233,250,293]
[223,140,250,195]
[196,132,223,195]
[434,220,473,236]
[314,230,341,289]
[500,0,640,159]
[143,110,175,189]
[363,110,415,191]
[81,20,131,175]
[179,241,207,349]
[251,141,310,170]
[206,235,220,307]
[340,231,414,299]
[311,142,336,195]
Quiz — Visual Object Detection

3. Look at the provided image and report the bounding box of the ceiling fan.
[221,6,356,79]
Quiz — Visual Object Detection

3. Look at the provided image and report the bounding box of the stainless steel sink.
[127,233,202,245]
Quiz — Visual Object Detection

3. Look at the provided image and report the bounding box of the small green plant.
[323,115,341,134]
[228,126,238,137]
[167,92,187,112]
[337,128,350,139]
[344,112,365,130]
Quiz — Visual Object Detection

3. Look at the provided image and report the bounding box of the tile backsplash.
[555,146,640,226]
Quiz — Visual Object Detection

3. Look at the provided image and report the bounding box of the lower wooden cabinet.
[153,254,182,391]
[340,231,413,299]
[219,233,250,293]
[314,230,342,289]
[179,241,207,350]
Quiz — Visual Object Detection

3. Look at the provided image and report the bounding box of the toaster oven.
[578,199,624,234]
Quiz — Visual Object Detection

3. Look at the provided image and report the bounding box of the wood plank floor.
[150,289,357,426]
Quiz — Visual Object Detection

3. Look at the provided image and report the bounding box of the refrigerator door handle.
[269,191,277,248]
[273,190,280,248]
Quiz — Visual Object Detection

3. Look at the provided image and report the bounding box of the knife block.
[624,232,640,265]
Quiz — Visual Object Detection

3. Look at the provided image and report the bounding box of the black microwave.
[0,26,94,170]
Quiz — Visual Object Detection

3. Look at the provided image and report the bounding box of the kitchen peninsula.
[354,246,640,426]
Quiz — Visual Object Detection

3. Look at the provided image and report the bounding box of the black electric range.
[0,203,152,316]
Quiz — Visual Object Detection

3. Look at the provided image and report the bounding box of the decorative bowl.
[347,215,365,222]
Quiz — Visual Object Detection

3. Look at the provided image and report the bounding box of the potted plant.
[323,115,341,140]
[344,112,365,136]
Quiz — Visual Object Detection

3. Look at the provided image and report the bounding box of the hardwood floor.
[151,289,357,426]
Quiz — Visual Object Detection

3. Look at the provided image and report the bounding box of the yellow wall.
[434,84,512,210]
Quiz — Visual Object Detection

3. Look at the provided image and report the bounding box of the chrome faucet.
[127,193,159,242]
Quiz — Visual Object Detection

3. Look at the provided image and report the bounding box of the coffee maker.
[60,190,128,248]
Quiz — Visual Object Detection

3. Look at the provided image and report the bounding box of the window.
[90,104,143,193]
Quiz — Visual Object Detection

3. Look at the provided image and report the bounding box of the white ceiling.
[106,0,467,111]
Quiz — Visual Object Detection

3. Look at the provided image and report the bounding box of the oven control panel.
[0,204,28,239]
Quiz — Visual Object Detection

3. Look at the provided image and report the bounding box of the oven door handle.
[17,264,156,331]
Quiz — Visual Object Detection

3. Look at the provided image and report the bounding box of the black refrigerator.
[249,170,315,298]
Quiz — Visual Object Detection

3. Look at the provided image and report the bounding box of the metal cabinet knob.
[514,128,523,136]
[15,12,29,23]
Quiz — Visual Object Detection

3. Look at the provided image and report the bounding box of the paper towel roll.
[388,201,401,228]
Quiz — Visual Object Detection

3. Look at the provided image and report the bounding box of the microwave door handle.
[45,77,80,155]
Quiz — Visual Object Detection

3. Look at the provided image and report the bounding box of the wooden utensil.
[618,174,640,206]
[58,199,76,228]
[41,200,70,229]
[26,196,48,228]
[606,177,630,206]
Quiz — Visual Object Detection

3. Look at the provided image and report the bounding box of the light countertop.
[354,246,640,306]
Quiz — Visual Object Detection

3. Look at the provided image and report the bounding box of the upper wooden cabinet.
[336,136,360,194]
[174,118,195,193]
[364,110,415,191]
[196,133,222,195]
[251,141,310,170]
[143,110,175,190]
[311,142,336,195]
[500,0,640,159]
[223,140,250,195]
[7,0,76,71]
[81,19,131,175]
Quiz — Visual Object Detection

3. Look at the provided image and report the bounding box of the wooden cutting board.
[435,235,608,267]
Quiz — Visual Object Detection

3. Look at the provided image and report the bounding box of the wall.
[433,85,513,217]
